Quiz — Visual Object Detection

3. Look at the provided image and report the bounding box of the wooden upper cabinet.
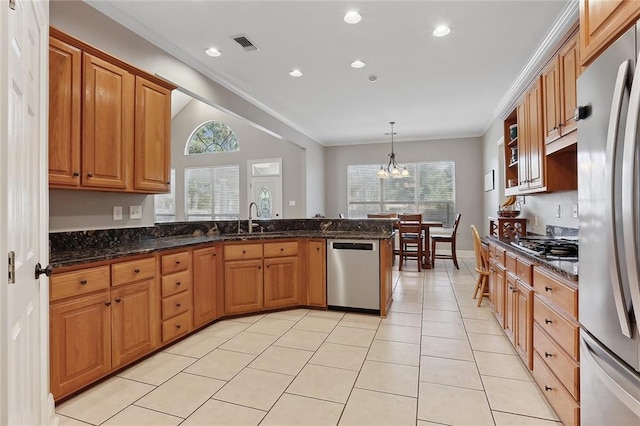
[543,33,580,145]
[580,0,640,66]
[49,37,81,187]
[134,77,171,193]
[48,27,175,194]
[516,100,528,188]
[526,78,545,190]
[82,53,133,190]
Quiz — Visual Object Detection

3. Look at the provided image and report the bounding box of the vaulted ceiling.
[87,0,573,146]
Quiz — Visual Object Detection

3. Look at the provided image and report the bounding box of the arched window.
[186,121,239,154]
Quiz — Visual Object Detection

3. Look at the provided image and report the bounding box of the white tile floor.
[56,255,562,426]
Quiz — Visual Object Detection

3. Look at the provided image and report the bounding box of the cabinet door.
[580,0,640,66]
[50,292,111,400]
[542,57,561,144]
[526,78,545,190]
[515,281,534,370]
[559,33,580,136]
[307,240,326,307]
[505,272,517,343]
[493,265,506,327]
[83,53,133,190]
[516,100,529,189]
[49,36,81,187]
[264,256,300,309]
[224,259,264,314]
[111,280,154,368]
[134,76,171,192]
[193,246,219,327]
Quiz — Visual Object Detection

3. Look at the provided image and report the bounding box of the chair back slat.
[471,225,488,271]
[451,213,462,236]
[398,213,423,236]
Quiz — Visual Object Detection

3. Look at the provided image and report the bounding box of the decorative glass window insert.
[185,165,239,220]
[347,161,456,227]
[186,121,239,154]
[258,186,273,218]
[154,169,176,222]
[251,161,280,176]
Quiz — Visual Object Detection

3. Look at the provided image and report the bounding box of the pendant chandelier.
[378,121,409,178]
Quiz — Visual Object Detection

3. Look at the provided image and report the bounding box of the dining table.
[393,220,444,269]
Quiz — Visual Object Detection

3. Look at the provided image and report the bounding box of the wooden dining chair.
[431,213,462,269]
[398,213,423,271]
[471,224,490,306]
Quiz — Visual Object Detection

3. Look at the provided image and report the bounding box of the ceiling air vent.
[232,34,259,52]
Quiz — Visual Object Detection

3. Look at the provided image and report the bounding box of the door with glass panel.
[248,159,282,219]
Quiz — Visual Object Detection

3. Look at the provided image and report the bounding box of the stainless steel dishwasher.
[327,239,380,311]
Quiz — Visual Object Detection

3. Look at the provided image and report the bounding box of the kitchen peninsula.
[48,218,395,401]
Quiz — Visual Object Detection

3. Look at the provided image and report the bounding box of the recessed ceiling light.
[433,25,451,37]
[289,69,303,77]
[369,75,378,83]
[205,47,221,57]
[344,10,362,24]
[351,60,366,69]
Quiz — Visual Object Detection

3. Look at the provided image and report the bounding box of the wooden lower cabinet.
[160,250,192,342]
[50,291,111,399]
[515,280,534,369]
[111,280,154,368]
[491,262,506,327]
[505,272,517,343]
[224,259,264,314]
[192,245,220,327]
[306,239,327,307]
[264,256,299,309]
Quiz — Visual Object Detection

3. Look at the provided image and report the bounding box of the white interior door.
[250,176,282,219]
[1,0,51,424]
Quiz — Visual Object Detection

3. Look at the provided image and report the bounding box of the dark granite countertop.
[486,235,578,281]
[50,223,394,270]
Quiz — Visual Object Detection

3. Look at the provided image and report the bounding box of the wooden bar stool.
[431,213,462,269]
[398,213,423,271]
[471,225,490,306]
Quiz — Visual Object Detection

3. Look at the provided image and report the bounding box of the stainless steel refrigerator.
[577,23,640,424]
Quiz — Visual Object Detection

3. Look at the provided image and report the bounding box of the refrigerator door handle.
[582,333,640,417]
[621,53,640,331]
[606,60,633,338]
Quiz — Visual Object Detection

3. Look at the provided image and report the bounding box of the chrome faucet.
[248,202,260,233]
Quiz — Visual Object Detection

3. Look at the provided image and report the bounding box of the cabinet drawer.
[224,243,263,260]
[534,323,580,400]
[532,352,579,426]
[161,251,190,275]
[264,241,298,258]
[161,270,192,297]
[50,266,110,301]
[161,311,191,342]
[516,257,534,286]
[534,267,578,319]
[505,252,517,273]
[111,257,155,287]
[161,290,191,320]
[534,295,579,359]
[495,246,506,266]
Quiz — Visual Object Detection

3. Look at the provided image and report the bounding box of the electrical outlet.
[289,200,296,207]
[130,205,142,220]
[113,206,123,221]
[534,215,538,226]
[556,204,561,218]
[572,204,578,218]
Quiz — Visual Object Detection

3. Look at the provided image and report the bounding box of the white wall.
[324,137,485,251]
[48,0,325,232]
[481,119,504,236]
[171,98,305,220]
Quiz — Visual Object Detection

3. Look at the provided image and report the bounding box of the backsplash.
[49,219,396,252]
[546,225,578,238]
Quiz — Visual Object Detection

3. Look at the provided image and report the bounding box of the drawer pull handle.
[242,250,246,254]
[176,302,181,307]
[115,298,121,303]
[544,286,552,292]
[134,268,140,273]
[544,385,552,392]
[104,301,111,307]
[176,281,181,286]
[545,319,553,324]
[316,247,320,252]
[544,352,553,358]
[87,173,93,178]
[175,260,181,265]
[73,172,79,177]
[176,324,181,329]
[258,266,262,270]
[80,279,88,285]
[280,248,284,251]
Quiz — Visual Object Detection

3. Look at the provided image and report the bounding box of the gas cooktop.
[510,236,578,261]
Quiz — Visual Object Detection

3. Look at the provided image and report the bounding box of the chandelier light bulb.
[401,167,410,177]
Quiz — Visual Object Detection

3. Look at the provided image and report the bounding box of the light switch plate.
[130,205,142,219]
[572,204,578,218]
[113,206,123,221]
[289,200,296,206]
